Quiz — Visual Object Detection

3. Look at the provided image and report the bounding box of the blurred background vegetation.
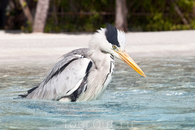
[0,0,195,32]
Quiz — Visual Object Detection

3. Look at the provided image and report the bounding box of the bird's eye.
[112,45,117,50]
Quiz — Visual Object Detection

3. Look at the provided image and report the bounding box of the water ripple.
[1,57,195,129]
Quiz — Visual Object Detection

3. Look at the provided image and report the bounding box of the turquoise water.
[0,57,195,129]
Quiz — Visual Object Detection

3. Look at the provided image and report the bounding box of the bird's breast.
[76,54,115,101]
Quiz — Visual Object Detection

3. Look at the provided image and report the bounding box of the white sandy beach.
[0,30,195,63]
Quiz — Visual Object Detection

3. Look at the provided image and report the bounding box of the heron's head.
[89,24,146,77]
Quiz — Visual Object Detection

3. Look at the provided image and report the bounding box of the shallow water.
[0,56,195,129]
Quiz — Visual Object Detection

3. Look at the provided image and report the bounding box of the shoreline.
[0,30,195,63]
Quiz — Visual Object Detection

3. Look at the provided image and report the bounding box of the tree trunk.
[172,0,189,25]
[115,0,128,32]
[33,0,50,33]
[19,0,34,24]
[193,0,195,18]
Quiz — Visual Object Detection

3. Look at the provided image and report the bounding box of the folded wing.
[20,49,92,101]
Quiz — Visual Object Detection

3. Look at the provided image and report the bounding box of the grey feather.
[23,48,93,100]
[44,48,90,85]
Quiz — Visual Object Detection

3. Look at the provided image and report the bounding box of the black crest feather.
[105,23,120,47]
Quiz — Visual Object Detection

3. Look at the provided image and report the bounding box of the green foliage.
[21,21,32,33]
[22,2,27,7]
[44,0,115,32]
[20,0,195,32]
[44,0,195,32]
[127,0,195,31]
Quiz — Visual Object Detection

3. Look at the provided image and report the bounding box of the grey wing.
[23,49,92,100]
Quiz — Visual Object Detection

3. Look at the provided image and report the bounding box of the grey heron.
[19,24,146,102]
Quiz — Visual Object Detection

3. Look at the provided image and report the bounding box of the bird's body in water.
[19,24,146,102]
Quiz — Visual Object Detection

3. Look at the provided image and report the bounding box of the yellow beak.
[115,49,146,77]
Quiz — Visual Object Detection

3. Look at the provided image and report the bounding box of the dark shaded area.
[0,0,36,31]
[0,0,8,29]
